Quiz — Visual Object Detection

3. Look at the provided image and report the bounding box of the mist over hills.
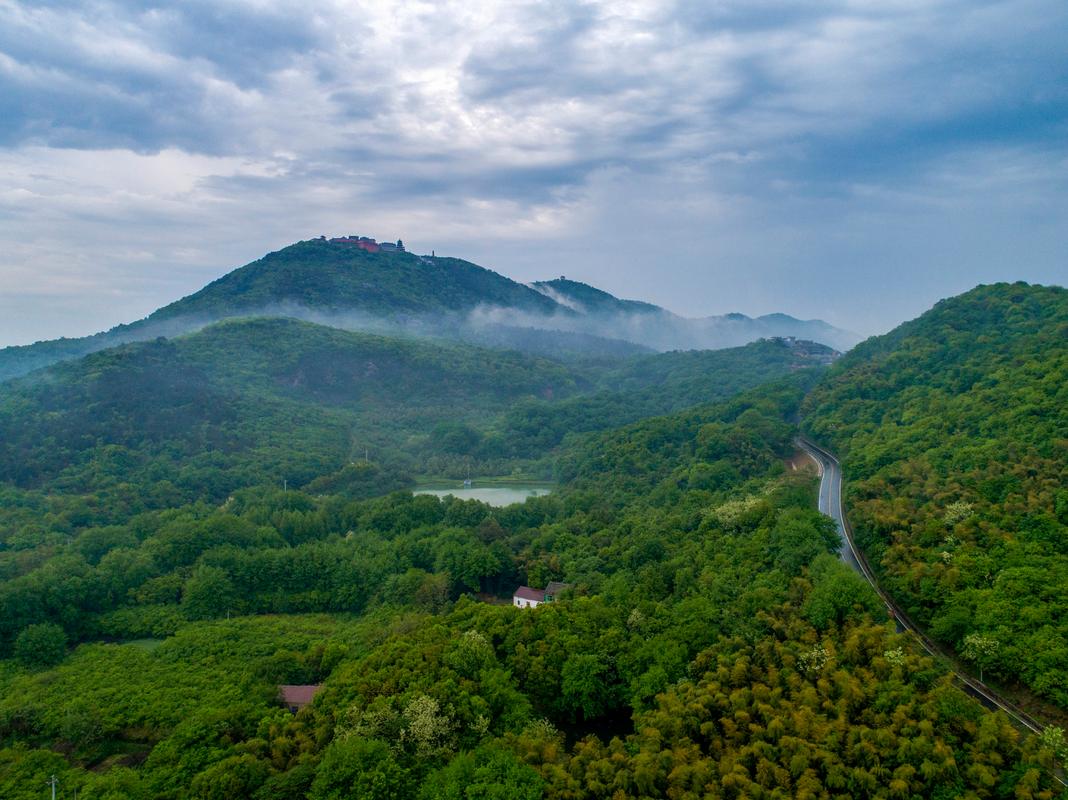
[0,237,858,381]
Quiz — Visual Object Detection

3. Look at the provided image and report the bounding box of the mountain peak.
[531,277,663,315]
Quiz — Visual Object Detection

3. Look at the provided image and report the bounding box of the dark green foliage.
[0,318,585,544]
[14,623,67,667]
[804,282,1068,708]
[152,242,561,322]
[500,338,832,457]
[803,553,884,629]
[0,324,831,559]
[181,567,237,621]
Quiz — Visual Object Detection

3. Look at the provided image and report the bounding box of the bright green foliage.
[804,282,1068,707]
[1039,725,1067,763]
[309,737,414,800]
[803,553,883,629]
[421,744,545,800]
[14,622,67,667]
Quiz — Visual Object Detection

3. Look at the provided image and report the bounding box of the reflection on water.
[414,486,552,506]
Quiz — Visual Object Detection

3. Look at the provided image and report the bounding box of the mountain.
[0,237,857,381]
[151,241,560,320]
[802,281,1068,712]
[500,337,838,457]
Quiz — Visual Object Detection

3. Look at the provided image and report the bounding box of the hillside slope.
[501,337,837,456]
[152,242,561,320]
[802,281,1068,711]
[0,318,586,531]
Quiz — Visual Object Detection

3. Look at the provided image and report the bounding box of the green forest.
[804,283,1068,718]
[0,280,1064,798]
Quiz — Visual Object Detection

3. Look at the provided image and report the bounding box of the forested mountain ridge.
[531,277,662,315]
[0,319,835,551]
[0,241,561,381]
[802,281,1068,714]
[151,241,559,320]
[0,237,857,381]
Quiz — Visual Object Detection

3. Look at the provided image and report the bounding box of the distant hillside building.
[328,235,405,254]
[513,582,573,609]
[329,235,380,252]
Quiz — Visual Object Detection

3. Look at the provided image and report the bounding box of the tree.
[309,737,413,800]
[421,745,544,800]
[561,653,613,720]
[189,755,269,800]
[401,694,456,759]
[14,623,67,668]
[803,554,882,630]
[182,566,236,620]
[961,633,1000,682]
[1039,726,1067,764]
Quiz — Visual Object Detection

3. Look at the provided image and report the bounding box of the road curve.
[797,438,1051,740]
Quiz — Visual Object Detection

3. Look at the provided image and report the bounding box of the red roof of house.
[513,586,544,602]
[279,685,321,707]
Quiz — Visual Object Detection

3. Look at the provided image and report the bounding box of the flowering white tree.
[961,633,999,682]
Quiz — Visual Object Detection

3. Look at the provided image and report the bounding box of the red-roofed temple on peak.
[326,235,405,253]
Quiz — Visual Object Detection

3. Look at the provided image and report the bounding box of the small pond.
[414,485,552,506]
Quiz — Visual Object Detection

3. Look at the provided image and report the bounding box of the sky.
[1,0,1066,346]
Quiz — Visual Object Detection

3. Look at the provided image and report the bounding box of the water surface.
[414,485,552,506]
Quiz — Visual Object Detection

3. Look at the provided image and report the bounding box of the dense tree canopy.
[0,373,1061,798]
[804,282,1068,714]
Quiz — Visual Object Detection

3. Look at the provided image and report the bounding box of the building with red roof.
[279,684,321,713]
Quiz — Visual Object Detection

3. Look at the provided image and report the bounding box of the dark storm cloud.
[0,0,329,152]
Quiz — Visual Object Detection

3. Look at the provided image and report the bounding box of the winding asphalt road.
[797,438,1051,741]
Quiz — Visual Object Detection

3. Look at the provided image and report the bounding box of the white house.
[513,586,545,608]
[513,582,572,609]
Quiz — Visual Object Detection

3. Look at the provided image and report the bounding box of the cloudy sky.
[1,0,1066,345]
